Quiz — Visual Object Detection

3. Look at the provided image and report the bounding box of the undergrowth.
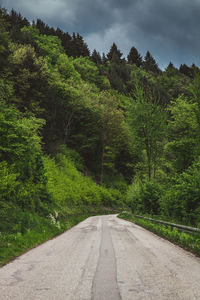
[0,210,117,267]
[118,212,200,256]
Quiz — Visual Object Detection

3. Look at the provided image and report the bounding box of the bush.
[127,179,163,214]
[160,162,200,226]
[44,153,123,213]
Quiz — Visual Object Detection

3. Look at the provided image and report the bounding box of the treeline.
[0,6,200,236]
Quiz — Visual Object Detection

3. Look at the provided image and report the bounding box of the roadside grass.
[118,212,200,256]
[0,210,118,267]
[0,214,90,267]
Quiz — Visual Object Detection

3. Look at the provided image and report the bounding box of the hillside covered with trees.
[0,7,200,259]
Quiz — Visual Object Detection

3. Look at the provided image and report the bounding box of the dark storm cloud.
[126,0,200,67]
[2,0,200,68]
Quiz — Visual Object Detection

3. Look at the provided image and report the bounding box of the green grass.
[0,208,120,267]
[0,213,91,267]
[118,212,200,256]
[0,210,120,268]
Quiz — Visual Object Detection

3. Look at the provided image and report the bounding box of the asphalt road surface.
[0,215,200,300]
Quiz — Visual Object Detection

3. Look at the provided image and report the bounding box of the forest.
[0,7,200,252]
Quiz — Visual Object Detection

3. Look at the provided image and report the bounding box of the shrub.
[160,162,200,226]
[127,179,163,214]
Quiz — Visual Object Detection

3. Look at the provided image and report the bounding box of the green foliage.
[0,16,10,71]
[127,46,143,67]
[166,95,199,172]
[1,7,200,263]
[44,153,124,214]
[57,145,85,171]
[107,43,123,61]
[0,161,19,205]
[0,213,92,267]
[91,49,102,65]
[0,101,45,181]
[129,83,167,179]
[127,179,162,214]
[98,91,126,184]
[57,54,80,81]
[9,42,49,114]
[160,162,200,225]
[73,56,108,88]
[21,26,64,66]
[143,50,160,73]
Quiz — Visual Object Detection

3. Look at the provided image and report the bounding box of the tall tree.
[91,49,102,65]
[166,95,199,173]
[129,83,166,180]
[9,43,49,115]
[127,46,143,67]
[107,43,123,61]
[71,33,90,58]
[108,52,130,93]
[107,44,129,93]
[0,15,10,72]
[99,92,124,185]
[143,50,160,73]
[102,53,107,65]
[165,62,178,76]
[179,64,193,78]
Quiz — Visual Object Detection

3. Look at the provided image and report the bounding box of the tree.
[9,43,49,115]
[129,84,166,180]
[179,64,193,78]
[157,63,187,102]
[107,43,123,61]
[166,95,199,173]
[108,54,130,93]
[71,33,90,58]
[102,53,107,64]
[107,45,130,93]
[3,9,29,42]
[73,56,109,89]
[143,51,160,73]
[0,100,45,182]
[127,46,143,67]
[56,30,73,57]
[165,62,178,76]
[0,15,10,72]
[99,92,124,185]
[91,49,102,65]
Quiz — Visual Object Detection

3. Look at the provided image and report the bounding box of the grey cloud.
[1,0,200,68]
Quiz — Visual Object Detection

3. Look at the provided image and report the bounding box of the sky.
[1,0,200,69]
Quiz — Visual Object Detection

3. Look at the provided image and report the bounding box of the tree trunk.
[146,139,152,181]
[100,131,106,185]
[64,111,74,144]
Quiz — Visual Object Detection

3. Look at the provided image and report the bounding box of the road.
[0,215,200,300]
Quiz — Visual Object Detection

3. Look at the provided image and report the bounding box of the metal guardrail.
[135,215,200,234]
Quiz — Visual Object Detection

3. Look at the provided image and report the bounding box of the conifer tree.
[0,15,10,72]
[127,46,142,67]
[35,19,47,35]
[179,64,193,78]
[56,29,72,57]
[102,53,107,65]
[7,9,29,41]
[91,49,102,65]
[107,43,123,61]
[71,33,90,57]
[165,62,178,76]
[143,50,160,73]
